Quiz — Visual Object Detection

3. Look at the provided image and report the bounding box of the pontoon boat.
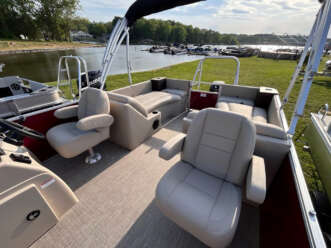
[0,0,330,247]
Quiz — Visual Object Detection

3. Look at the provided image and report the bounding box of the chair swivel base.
[85,148,102,164]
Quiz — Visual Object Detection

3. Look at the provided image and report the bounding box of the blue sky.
[79,0,321,35]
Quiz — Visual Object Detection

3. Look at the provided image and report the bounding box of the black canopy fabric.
[125,0,204,27]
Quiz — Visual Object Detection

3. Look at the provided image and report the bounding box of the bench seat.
[216,97,286,140]
[216,102,268,123]
[107,78,190,150]
[135,91,182,113]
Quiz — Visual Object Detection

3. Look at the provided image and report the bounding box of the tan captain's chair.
[156,108,266,248]
[47,87,114,164]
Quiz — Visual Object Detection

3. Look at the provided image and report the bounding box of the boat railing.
[57,56,89,100]
[191,56,240,89]
[318,103,329,121]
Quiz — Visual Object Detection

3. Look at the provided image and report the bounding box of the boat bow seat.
[156,108,266,248]
[107,79,190,150]
[185,95,286,140]
[47,88,113,160]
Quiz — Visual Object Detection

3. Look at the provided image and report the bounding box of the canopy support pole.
[100,18,129,89]
[126,31,133,86]
[288,0,331,135]
[281,10,321,108]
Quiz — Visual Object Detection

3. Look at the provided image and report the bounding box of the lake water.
[0,45,203,83]
[0,44,303,83]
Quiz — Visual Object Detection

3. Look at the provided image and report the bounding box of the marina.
[0,44,307,83]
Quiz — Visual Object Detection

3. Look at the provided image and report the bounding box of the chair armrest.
[54,105,78,119]
[159,133,186,160]
[182,117,192,133]
[246,155,266,205]
[76,114,114,131]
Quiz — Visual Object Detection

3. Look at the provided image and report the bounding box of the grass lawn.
[0,40,99,52]
[52,56,331,190]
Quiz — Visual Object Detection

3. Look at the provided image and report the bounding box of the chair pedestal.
[85,148,102,164]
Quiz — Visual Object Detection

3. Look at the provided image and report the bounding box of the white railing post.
[192,56,240,87]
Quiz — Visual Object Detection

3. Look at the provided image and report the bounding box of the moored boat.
[220,46,257,57]
[149,45,167,53]
[258,49,302,60]
[306,104,331,202]
[0,76,65,119]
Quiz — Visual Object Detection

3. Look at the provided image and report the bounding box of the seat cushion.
[47,122,107,158]
[134,91,181,113]
[156,161,241,248]
[78,87,110,119]
[217,98,282,139]
[216,101,253,123]
[183,109,256,186]
[252,107,268,123]
[254,122,287,140]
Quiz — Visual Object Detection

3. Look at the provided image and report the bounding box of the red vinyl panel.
[20,109,76,161]
[260,157,310,248]
[190,91,218,110]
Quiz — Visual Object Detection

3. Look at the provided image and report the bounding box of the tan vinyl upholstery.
[54,105,78,119]
[216,96,287,139]
[184,86,290,188]
[134,91,181,113]
[47,88,113,159]
[246,156,267,204]
[107,79,190,150]
[156,108,265,248]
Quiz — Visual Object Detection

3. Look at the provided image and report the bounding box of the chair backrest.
[78,87,110,119]
[182,108,256,186]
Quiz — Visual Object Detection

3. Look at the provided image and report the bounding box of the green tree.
[156,21,171,42]
[0,0,39,39]
[220,35,239,45]
[71,17,90,33]
[88,22,107,38]
[35,0,79,40]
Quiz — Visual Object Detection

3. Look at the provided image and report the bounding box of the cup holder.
[153,120,160,130]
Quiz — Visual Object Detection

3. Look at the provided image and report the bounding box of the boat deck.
[32,115,260,248]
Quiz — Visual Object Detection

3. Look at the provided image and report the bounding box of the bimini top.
[125,0,204,26]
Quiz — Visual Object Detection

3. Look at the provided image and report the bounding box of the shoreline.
[46,59,202,85]
[0,43,104,56]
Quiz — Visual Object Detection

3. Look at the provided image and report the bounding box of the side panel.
[190,90,218,110]
[305,120,331,203]
[19,109,76,161]
[260,156,310,248]
[0,185,58,248]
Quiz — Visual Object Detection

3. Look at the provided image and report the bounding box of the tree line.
[71,17,239,45]
[0,0,239,45]
[0,0,312,46]
[0,0,79,41]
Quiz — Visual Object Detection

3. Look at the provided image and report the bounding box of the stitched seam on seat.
[193,111,208,165]
[184,181,216,199]
[226,118,243,182]
[199,143,232,155]
[167,166,193,200]
[204,131,236,141]
[206,179,224,229]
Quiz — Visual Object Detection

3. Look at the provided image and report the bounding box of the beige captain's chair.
[156,108,266,248]
[47,87,114,164]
